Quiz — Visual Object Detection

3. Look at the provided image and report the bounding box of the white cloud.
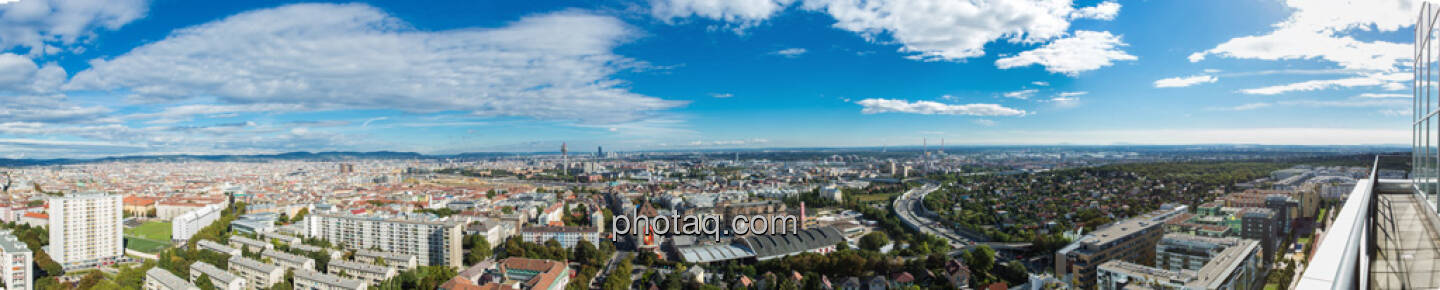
[1189,0,1415,71]
[649,0,795,29]
[0,53,66,93]
[1357,93,1410,98]
[66,3,682,125]
[953,128,1407,145]
[1031,81,1049,86]
[1070,1,1119,20]
[973,119,997,126]
[1046,96,1081,108]
[1239,72,1406,95]
[710,93,734,98]
[800,0,1122,61]
[856,98,1027,116]
[1057,91,1087,97]
[1153,75,1217,88]
[1003,89,1038,99]
[0,0,149,55]
[772,47,807,57]
[994,30,1136,75]
[1214,103,1273,111]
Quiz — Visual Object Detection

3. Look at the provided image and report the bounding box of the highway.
[893,184,973,248]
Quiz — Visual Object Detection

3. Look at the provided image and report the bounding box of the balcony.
[1297,155,1438,289]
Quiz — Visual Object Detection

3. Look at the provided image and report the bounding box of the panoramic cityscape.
[0,0,1431,290]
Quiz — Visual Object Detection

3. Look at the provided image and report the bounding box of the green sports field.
[124,221,172,253]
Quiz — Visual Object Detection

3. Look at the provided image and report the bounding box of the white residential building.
[0,230,33,290]
[304,214,463,267]
[227,256,284,290]
[145,268,198,290]
[189,261,245,290]
[327,260,396,285]
[353,250,417,271]
[48,192,123,269]
[197,240,241,256]
[520,226,599,249]
[262,249,315,271]
[293,269,367,290]
[228,236,272,253]
[172,203,223,242]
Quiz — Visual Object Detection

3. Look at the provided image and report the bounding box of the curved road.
[893,184,973,248]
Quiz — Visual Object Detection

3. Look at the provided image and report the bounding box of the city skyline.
[0,0,1418,158]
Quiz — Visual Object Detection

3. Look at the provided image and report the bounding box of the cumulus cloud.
[0,53,66,93]
[803,0,1122,62]
[994,31,1136,75]
[1239,72,1407,95]
[1031,81,1049,86]
[65,3,682,124]
[1154,75,1217,88]
[1046,96,1081,108]
[0,0,149,55]
[649,0,795,29]
[856,98,1026,116]
[1188,0,1415,71]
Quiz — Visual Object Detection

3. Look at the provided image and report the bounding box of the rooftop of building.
[1076,206,1186,249]
[190,261,242,284]
[262,249,313,265]
[328,259,393,274]
[0,231,30,253]
[295,269,367,289]
[228,255,281,273]
[146,268,197,290]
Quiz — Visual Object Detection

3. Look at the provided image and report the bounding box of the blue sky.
[0,0,1420,157]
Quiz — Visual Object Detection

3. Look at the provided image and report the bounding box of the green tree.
[859,232,890,251]
[196,273,217,290]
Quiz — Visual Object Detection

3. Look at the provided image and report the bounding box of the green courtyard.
[124,221,172,253]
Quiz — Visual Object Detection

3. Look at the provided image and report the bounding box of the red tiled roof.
[22,212,47,219]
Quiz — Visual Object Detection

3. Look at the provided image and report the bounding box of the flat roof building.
[293,269,367,290]
[145,268,198,290]
[1056,206,1187,290]
[327,259,397,285]
[1096,234,1262,290]
[189,261,245,290]
[305,214,463,267]
[227,256,284,290]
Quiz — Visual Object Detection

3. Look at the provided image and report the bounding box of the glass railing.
[1296,155,1389,289]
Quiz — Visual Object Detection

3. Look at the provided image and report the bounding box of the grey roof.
[291,244,327,253]
[228,256,282,273]
[737,227,845,259]
[262,249,314,266]
[190,261,242,285]
[147,268,198,290]
[295,269,366,289]
[677,243,755,263]
[229,236,270,249]
[328,259,392,275]
[0,231,30,253]
[197,240,239,254]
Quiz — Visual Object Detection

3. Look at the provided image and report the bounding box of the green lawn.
[124,221,172,253]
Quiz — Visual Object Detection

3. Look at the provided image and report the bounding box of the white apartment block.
[327,260,396,285]
[0,230,33,290]
[145,268,198,290]
[227,256,284,290]
[197,240,241,256]
[172,203,223,242]
[520,226,600,249]
[304,214,463,267]
[189,261,245,290]
[261,249,315,271]
[293,269,367,290]
[48,192,123,269]
[353,249,417,271]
